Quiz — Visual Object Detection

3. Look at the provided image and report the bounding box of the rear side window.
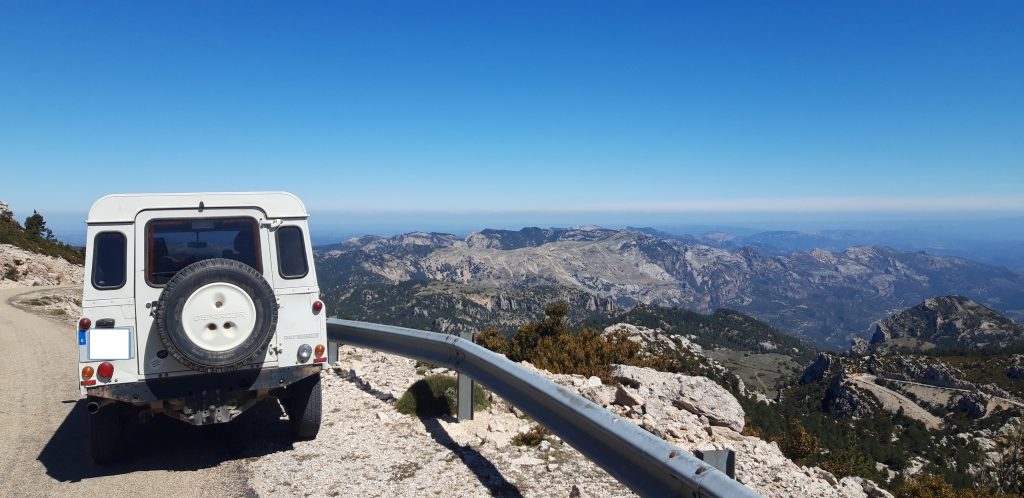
[92,232,127,290]
[276,226,308,278]
[146,217,261,286]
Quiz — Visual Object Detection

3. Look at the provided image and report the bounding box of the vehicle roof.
[87,192,308,223]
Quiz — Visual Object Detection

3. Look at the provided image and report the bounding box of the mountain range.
[315,226,1024,349]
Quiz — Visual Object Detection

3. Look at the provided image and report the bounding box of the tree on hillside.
[777,419,819,463]
[24,210,54,240]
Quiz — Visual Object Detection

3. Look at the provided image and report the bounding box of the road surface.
[848,374,943,430]
[0,286,274,497]
[874,376,1024,410]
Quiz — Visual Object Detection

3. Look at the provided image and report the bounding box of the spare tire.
[155,258,278,373]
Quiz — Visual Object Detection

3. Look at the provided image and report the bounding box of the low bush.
[3,264,18,281]
[395,374,489,417]
[511,425,550,446]
[775,419,819,464]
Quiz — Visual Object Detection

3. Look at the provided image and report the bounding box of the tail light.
[312,300,324,314]
[81,366,94,380]
[78,317,91,330]
[97,362,114,379]
[314,344,325,358]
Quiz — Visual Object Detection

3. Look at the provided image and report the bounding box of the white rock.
[581,385,617,406]
[614,385,645,406]
[0,243,83,289]
[511,456,545,466]
[611,364,745,432]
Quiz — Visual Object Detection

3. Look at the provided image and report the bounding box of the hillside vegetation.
[0,202,83,265]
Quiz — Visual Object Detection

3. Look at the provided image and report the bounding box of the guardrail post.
[695,449,736,478]
[327,337,339,365]
[457,331,475,422]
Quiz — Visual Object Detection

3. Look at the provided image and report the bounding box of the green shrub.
[776,419,819,463]
[395,374,489,417]
[477,301,681,383]
[819,445,877,479]
[511,425,550,446]
[3,264,18,282]
[892,474,972,498]
[475,328,509,354]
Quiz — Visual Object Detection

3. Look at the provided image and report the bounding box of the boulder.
[580,385,617,407]
[611,364,745,432]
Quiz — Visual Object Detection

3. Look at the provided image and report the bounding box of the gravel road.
[0,286,256,497]
[848,374,943,429]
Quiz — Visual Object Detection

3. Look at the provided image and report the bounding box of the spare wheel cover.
[155,258,278,372]
[182,282,257,352]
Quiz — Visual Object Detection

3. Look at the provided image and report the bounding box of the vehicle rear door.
[133,208,279,377]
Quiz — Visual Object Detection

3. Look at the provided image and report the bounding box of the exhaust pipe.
[87,402,100,414]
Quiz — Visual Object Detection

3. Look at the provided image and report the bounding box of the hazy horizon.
[20,205,1024,248]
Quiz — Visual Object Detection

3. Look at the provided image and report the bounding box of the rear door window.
[146,217,261,286]
[92,232,127,289]
[276,226,308,278]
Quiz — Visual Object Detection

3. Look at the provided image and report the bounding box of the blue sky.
[1,1,1022,236]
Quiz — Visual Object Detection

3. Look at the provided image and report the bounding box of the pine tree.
[23,210,54,240]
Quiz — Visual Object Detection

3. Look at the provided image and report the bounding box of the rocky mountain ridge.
[869,295,1024,352]
[317,226,1024,348]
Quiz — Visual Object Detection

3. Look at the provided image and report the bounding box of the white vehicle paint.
[78,192,327,463]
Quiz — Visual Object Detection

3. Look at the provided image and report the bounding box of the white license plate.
[88,328,132,360]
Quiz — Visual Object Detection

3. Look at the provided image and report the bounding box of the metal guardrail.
[326,319,762,498]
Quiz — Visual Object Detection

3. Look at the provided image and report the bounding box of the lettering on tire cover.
[192,311,246,321]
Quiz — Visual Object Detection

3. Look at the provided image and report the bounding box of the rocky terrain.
[784,296,1024,490]
[869,295,1024,351]
[316,227,1024,348]
[247,337,892,497]
[0,243,83,288]
[788,334,1024,491]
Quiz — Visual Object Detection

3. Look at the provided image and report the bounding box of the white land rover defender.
[78,192,327,462]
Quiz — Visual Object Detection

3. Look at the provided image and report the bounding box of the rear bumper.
[85,364,322,403]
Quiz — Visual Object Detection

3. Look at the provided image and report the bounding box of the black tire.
[155,258,278,373]
[89,402,124,464]
[285,374,322,440]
